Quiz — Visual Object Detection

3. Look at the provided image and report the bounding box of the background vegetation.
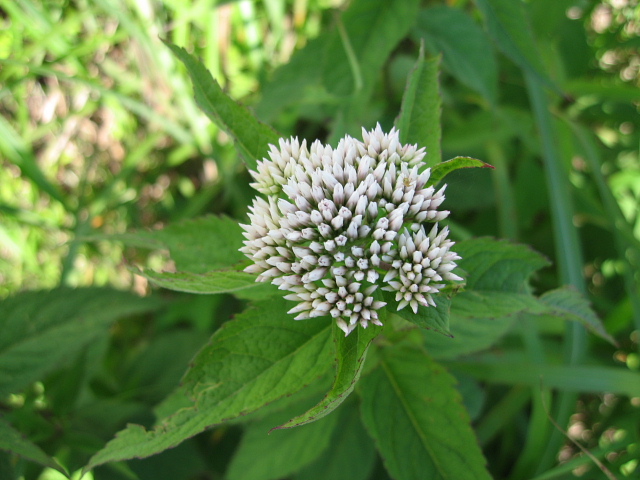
[1,0,639,479]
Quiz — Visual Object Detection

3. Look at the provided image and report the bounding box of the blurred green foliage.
[1,0,639,479]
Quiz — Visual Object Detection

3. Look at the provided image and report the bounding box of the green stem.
[59,217,92,285]
[475,387,530,446]
[524,72,588,473]
[570,122,640,353]
[486,140,518,240]
[509,320,552,479]
[336,15,363,93]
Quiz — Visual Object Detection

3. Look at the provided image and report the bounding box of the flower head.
[240,124,461,335]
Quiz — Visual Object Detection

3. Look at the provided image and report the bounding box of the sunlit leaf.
[396,46,442,167]
[428,156,494,187]
[139,268,275,296]
[276,321,383,429]
[110,215,246,272]
[0,115,68,208]
[165,42,280,170]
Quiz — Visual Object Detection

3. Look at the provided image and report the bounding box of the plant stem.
[570,122,640,353]
[336,15,363,93]
[486,139,518,240]
[524,71,588,474]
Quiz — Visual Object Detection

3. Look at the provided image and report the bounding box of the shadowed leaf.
[359,346,492,480]
[85,297,334,471]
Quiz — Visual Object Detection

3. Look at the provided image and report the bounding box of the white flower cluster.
[240,124,462,335]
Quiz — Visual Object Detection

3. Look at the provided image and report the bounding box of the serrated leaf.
[0,417,68,477]
[475,0,554,89]
[104,215,246,272]
[423,239,550,359]
[110,215,277,297]
[139,269,273,295]
[227,399,340,480]
[452,291,545,318]
[385,292,452,337]
[428,156,494,187]
[539,286,616,345]
[84,297,334,470]
[414,6,498,104]
[425,292,541,360]
[151,215,246,272]
[275,322,383,430]
[455,237,550,292]
[164,42,279,170]
[396,46,442,167]
[0,288,161,397]
[359,346,491,480]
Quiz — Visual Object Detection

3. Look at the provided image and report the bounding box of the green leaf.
[0,451,16,480]
[227,401,340,480]
[139,269,272,295]
[396,46,442,167]
[322,0,421,97]
[0,417,68,477]
[475,0,553,89]
[120,330,211,405]
[84,297,334,470]
[453,351,640,397]
[104,215,247,272]
[151,215,247,272]
[423,239,550,359]
[0,116,68,209]
[538,286,616,345]
[294,400,377,480]
[164,42,280,170]
[275,321,383,429]
[563,78,640,103]
[258,0,420,122]
[0,288,161,397]
[255,36,328,121]
[359,346,491,480]
[425,292,541,360]
[414,6,498,104]
[386,292,452,337]
[452,291,544,318]
[455,237,550,293]
[110,215,279,298]
[428,156,494,187]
